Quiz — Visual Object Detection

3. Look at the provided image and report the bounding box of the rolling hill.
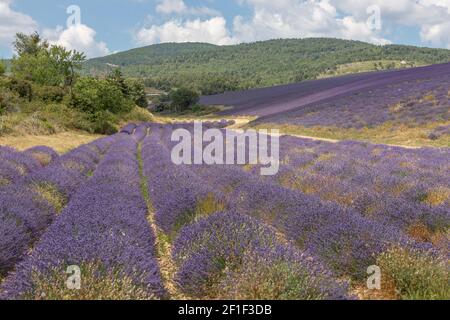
[84,38,450,94]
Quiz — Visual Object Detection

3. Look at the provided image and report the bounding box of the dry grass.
[0,131,104,154]
[352,277,399,300]
[424,187,450,206]
[26,263,155,300]
[32,182,67,213]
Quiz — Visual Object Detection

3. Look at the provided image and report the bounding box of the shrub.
[34,85,65,103]
[169,88,199,112]
[71,77,132,115]
[0,87,19,114]
[8,78,33,101]
[377,248,449,300]
[89,111,118,135]
[0,61,5,76]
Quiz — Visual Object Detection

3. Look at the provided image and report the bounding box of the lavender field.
[201,63,450,147]
[0,122,448,300]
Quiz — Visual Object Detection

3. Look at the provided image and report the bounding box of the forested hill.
[84,38,450,94]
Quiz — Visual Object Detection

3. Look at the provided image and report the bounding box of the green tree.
[13,32,48,57]
[11,33,85,89]
[169,88,199,112]
[124,78,148,108]
[48,46,86,90]
[107,68,129,96]
[71,77,132,115]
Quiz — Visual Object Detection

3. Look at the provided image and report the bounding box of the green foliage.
[13,32,48,57]
[89,111,118,135]
[0,61,5,76]
[85,38,450,94]
[12,33,85,88]
[0,33,149,137]
[71,77,132,115]
[377,248,449,300]
[0,86,19,115]
[107,69,129,96]
[124,78,147,108]
[48,45,86,88]
[33,85,66,102]
[8,78,33,101]
[169,87,199,112]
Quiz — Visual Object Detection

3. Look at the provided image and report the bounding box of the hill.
[84,38,450,94]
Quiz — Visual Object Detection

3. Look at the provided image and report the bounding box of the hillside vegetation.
[0,33,152,139]
[85,38,450,94]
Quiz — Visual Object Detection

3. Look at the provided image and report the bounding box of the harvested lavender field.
[1,122,448,300]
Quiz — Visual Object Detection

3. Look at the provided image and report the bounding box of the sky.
[2,0,450,59]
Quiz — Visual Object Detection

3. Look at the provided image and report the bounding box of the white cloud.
[43,24,110,58]
[330,0,450,48]
[156,0,187,14]
[0,0,38,49]
[132,0,450,49]
[156,0,220,16]
[135,17,237,45]
[232,0,390,45]
[138,0,389,47]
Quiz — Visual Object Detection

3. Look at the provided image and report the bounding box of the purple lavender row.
[132,123,149,141]
[24,146,59,167]
[172,211,350,299]
[156,124,416,280]
[203,62,450,124]
[0,136,116,278]
[0,134,165,299]
[191,161,416,279]
[0,146,43,187]
[263,136,450,235]
[148,125,351,298]
[142,124,226,236]
[120,123,137,134]
[262,72,450,128]
[152,125,410,281]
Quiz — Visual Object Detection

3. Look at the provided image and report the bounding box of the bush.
[0,87,19,114]
[377,248,449,300]
[0,61,5,76]
[169,88,199,112]
[8,78,33,101]
[34,85,65,102]
[89,111,118,135]
[71,77,132,115]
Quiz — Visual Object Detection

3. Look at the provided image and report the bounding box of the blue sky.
[1,0,450,59]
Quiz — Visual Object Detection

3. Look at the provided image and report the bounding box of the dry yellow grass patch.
[0,176,10,186]
[352,277,399,300]
[407,223,433,243]
[32,182,67,213]
[424,187,450,206]
[29,152,53,166]
[0,131,104,154]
